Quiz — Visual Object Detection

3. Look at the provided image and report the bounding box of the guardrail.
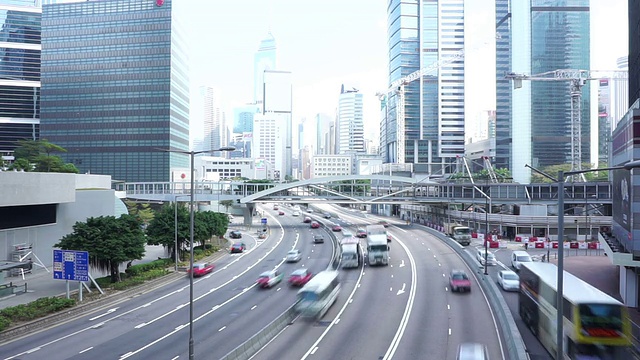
[420,225,529,360]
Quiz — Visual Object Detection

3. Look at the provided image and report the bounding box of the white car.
[476,248,496,266]
[286,249,302,262]
[511,250,532,271]
[292,211,300,217]
[497,270,520,291]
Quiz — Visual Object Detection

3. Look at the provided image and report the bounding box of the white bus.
[519,262,631,359]
[295,270,341,319]
[340,237,362,269]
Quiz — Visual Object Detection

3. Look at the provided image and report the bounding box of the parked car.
[230,242,246,253]
[457,343,489,360]
[497,270,520,291]
[449,270,471,292]
[278,211,285,216]
[288,268,313,287]
[356,228,367,238]
[256,270,283,288]
[310,221,321,229]
[303,216,312,223]
[286,249,302,263]
[188,262,214,277]
[229,230,242,239]
[313,234,325,243]
[511,250,532,271]
[476,248,497,266]
[332,225,342,232]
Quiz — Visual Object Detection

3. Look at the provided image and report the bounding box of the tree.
[146,203,189,261]
[12,139,79,173]
[530,163,606,183]
[219,200,234,213]
[55,215,146,283]
[124,200,155,225]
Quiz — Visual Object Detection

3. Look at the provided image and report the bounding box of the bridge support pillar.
[242,204,255,226]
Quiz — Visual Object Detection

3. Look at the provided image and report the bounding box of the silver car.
[497,270,519,291]
[286,249,302,262]
[476,248,496,266]
[457,343,489,360]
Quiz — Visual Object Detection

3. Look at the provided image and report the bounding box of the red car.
[449,270,471,292]
[288,268,313,287]
[378,220,389,228]
[278,211,285,215]
[310,221,320,229]
[230,242,246,253]
[188,262,214,277]
[332,225,342,232]
[356,228,367,238]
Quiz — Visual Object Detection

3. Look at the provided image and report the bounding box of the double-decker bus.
[295,270,341,319]
[519,262,631,359]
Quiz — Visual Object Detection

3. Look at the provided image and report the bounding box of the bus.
[295,270,341,319]
[340,237,361,269]
[519,262,631,359]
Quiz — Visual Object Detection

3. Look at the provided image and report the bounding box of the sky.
[185,0,629,142]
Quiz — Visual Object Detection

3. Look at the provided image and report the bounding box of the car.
[286,249,302,262]
[332,225,342,232]
[258,233,267,239]
[313,234,325,243]
[229,230,242,239]
[323,213,332,219]
[356,228,367,238]
[497,270,520,291]
[188,262,214,277]
[378,220,389,228]
[273,205,279,210]
[230,242,246,253]
[511,250,532,271]
[292,211,300,217]
[306,209,314,213]
[310,221,321,229]
[278,211,285,215]
[476,248,497,266]
[387,234,392,243]
[256,270,283,288]
[449,270,471,292]
[456,343,489,360]
[303,216,312,223]
[341,230,353,238]
[288,268,313,287]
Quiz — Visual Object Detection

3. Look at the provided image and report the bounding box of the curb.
[0,250,229,345]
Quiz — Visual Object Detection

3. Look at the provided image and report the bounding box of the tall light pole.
[161,146,235,360]
[484,181,489,275]
[174,195,190,271]
[526,160,640,360]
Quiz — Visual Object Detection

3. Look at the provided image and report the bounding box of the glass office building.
[0,0,41,162]
[40,0,189,182]
[383,0,465,173]
[494,0,512,171]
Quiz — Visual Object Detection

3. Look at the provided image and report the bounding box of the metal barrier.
[420,225,529,360]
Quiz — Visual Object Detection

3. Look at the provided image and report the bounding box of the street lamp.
[161,146,235,360]
[174,195,190,271]
[525,160,640,359]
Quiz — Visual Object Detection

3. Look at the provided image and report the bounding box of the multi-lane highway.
[3,204,511,360]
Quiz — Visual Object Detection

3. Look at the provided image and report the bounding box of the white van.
[511,250,532,271]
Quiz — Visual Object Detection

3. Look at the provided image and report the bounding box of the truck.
[340,238,362,269]
[365,224,389,266]
[444,222,472,246]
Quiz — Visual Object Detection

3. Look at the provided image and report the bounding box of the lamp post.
[161,146,235,360]
[484,183,489,275]
[525,160,640,359]
[174,195,190,271]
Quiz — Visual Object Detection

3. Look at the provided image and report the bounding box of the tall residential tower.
[337,85,364,154]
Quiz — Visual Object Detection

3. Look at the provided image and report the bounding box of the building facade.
[383,0,465,173]
[262,69,292,178]
[40,0,189,182]
[630,0,640,106]
[0,0,41,162]
[311,154,352,178]
[254,31,276,105]
[195,86,228,156]
[337,85,364,154]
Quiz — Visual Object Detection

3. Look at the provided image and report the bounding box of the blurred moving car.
[229,230,242,239]
[356,228,367,238]
[278,211,285,215]
[497,270,519,291]
[256,270,283,288]
[230,242,246,253]
[476,248,497,266]
[286,249,302,262]
[188,262,214,277]
[378,220,389,228]
[387,234,392,243]
[331,225,342,232]
[314,234,325,243]
[288,268,313,287]
[323,213,332,219]
[341,230,353,238]
[303,216,312,223]
[273,205,279,210]
[310,221,321,229]
[456,343,489,360]
[449,270,471,292]
[258,233,267,239]
[292,211,300,217]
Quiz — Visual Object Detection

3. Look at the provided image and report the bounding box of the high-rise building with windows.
[382,0,465,174]
[254,31,276,105]
[195,86,227,157]
[0,0,41,162]
[40,0,189,182]
[497,0,591,183]
[337,85,364,154]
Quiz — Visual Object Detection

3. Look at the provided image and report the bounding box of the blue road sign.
[261,218,267,225]
[53,250,89,282]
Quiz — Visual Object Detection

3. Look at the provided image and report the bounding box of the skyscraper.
[196,86,227,156]
[337,85,364,154]
[0,1,41,162]
[40,0,189,182]
[497,0,591,183]
[383,0,465,174]
[254,31,276,105]
[315,113,332,155]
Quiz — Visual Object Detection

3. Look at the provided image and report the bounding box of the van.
[511,250,532,271]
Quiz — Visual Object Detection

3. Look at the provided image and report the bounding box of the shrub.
[0,315,10,332]
[0,297,75,322]
[125,258,172,276]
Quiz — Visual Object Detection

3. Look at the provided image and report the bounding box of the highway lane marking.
[399,260,405,267]
[449,328,452,336]
[79,347,93,354]
[89,308,118,321]
[383,236,418,360]
[397,283,406,296]
[251,305,257,310]
[310,347,319,355]
[335,318,341,324]
[218,326,226,332]
[448,304,450,310]
[25,348,40,354]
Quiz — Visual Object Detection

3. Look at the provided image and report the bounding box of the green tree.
[219,200,234,213]
[12,139,79,173]
[530,163,606,183]
[124,201,155,225]
[8,158,32,171]
[55,215,146,283]
[146,203,189,261]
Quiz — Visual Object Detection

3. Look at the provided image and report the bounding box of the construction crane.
[505,69,627,181]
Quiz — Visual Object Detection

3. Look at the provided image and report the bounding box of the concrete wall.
[621,266,639,307]
[0,172,76,206]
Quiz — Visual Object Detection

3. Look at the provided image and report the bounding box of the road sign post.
[53,250,89,300]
